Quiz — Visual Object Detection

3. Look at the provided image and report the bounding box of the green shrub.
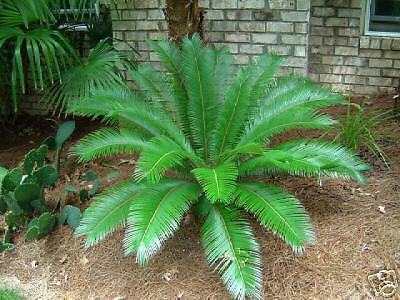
[69,35,368,299]
[0,287,24,300]
[332,99,392,167]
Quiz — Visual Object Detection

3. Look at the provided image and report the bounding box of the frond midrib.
[213,205,246,290]
[80,190,142,239]
[218,79,247,154]
[138,182,189,247]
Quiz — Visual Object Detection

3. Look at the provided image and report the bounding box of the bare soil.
[0,96,399,299]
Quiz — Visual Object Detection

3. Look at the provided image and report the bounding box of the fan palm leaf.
[0,0,79,111]
[43,39,133,112]
[0,0,55,28]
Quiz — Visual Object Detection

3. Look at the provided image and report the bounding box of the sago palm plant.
[69,35,368,299]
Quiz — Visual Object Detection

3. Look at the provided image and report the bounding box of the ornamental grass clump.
[68,34,368,299]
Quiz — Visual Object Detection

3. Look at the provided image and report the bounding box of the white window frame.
[364,0,400,37]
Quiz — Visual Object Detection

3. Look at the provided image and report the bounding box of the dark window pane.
[369,0,400,33]
[374,0,400,16]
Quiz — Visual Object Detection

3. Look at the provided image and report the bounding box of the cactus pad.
[24,213,56,240]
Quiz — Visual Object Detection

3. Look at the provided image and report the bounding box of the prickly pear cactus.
[2,168,22,193]
[24,213,56,241]
[0,242,14,253]
[5,211,27,229]
[58,205,81,229]
[14,183,41,212]
[34,165,58,187]
[0,121,76,249]
[23,144,49,174]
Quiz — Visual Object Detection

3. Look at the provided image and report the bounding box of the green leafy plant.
[0,121,80,251]
[0,145,57,251]
[69,35,368,299]
[24,212,56,240]
[332,99,392,167]
[43,120,76,172]
[0,0,77,110]
[0,0,134,114]
[43,38,134,112]
[58,205,81,229]
[0,287,24,300]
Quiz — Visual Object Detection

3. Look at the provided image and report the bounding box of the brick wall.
[112,0,311,76]
[202,0,310,75]
[111,0,400,96]
[308,0,400,95]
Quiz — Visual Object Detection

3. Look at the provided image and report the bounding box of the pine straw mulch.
[0,96,399,299]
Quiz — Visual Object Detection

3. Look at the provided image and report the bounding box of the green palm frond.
[181,36,217,158]
[192,162,238,204]
[240,108,337,146]
[200,201,262,300]
[0,0,55,27]
[236,182,315,253]
[43,39,133,112]
[67,87,132,121]
[148,40,189,130]
[128,64,175,115]
[0,27,77,110]
[212,66,252,156]
[239,140,369,184]
[69,127,145,162]
[135,137,194,183]
[124,180,200,265]
[76,179,146,247]
[214,55,280,155]
[261,76,344,111]
[238,78,343,146]
[212,54,282,156]
[220,143,264,161]
[247,54,282,105]
[67,89,172,134]
[211,46,233,106]
[67,88,194,155]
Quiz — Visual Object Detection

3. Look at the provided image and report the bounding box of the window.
[55,1,100,31]
[365,0,400,36]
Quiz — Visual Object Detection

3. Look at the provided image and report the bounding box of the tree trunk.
[164,0,204,43]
